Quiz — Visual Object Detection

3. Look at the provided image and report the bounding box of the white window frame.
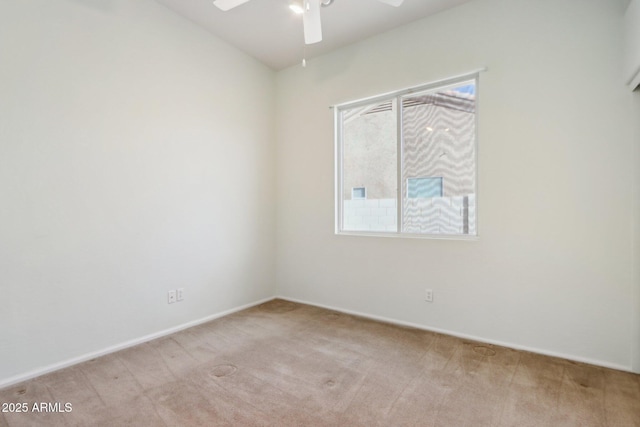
[334,71,481,239]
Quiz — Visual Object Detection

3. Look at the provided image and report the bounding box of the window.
[407,177,443,199]
[352,187,367,199]
[335,74,478,237]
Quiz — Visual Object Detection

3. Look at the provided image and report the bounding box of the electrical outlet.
[168,290,177,304]
[425,289,433,303]
[177,288,184,302]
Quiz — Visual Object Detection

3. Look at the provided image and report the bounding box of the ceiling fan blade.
[213,0,251,11]
[378,0,404,6]
[303,0,322,44]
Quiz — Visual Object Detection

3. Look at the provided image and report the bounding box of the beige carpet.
[1,299,639,426]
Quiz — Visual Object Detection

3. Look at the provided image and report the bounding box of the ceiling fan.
[213,0,405,45]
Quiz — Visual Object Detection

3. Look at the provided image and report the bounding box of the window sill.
[335,230,478,241]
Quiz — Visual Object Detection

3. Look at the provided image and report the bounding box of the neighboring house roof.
[343,88,475,123]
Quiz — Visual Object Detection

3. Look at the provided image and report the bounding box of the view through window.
[335,75,478,237]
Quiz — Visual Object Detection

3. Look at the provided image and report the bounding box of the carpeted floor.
[1,299,639,426]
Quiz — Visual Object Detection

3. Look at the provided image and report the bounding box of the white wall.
[0,0,276,384]
[276,0,639,371]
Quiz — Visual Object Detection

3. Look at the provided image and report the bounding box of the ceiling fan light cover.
[213,0,251,11]
[289,1,304,14]
[378,0,405,6]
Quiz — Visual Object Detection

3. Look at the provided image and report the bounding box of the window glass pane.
[401,81,476,235]
[341,100,397,232]
[335,74,478,238]
[352,187,366,199]
[407,177,443,198]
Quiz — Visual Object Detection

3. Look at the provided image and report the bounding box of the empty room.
[1,0,639,425]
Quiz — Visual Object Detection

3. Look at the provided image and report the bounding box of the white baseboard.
[0,296,276,389]
[3,294,634,390]
[277,295,634,374]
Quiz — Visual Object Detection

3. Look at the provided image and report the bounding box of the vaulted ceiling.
[156,0,475,70]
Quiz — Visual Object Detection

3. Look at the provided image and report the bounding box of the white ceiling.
[156,0,475,70]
